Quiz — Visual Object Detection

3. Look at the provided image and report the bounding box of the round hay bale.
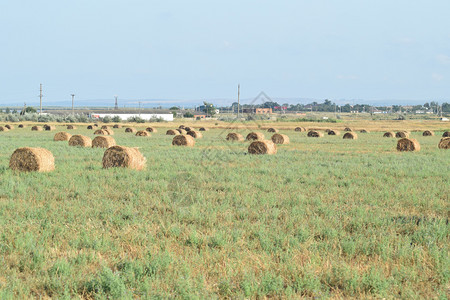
[246,132,265,141]
[54,132,72,141]
[94,129,108,135]
[92,136,116,148]
[172,135,195,147]
[184,127,192,132]
[397,138,420,152]
[9,147,55,172]
[226,133,244,141]
[66,125,77,130]
[267,128,279,133]
[146,127,157,133]
[68,135,92,147]
[136,130,150,137]
[344,127,352,132]
[0,126,9,132]
[383,132,395,138]
[102,146,146,170]
[360,129,370,133]
[271,133,290,144]
[93,124,99,127]
[294,127,306,132]
[31,126,43,131]
[187,130,203,139]
[101,125,110,130]
[125,127,136,133]
[422,130,434,136]
[177,129,187,134]
[113,124,122,128]
[5,125,14,130]
[343,132,358,140]
[307,130,324,138]
[199,127,208,131]
[324,129,331,133]
[443,131,450,137]
[396,131,409,138]
[18,124,25,128]
[248,140,277,155]
[166,129,179,135]
[44,125,56,131]
[438,137,450,149]
[179,125,185,129]
[104,129,114,135]
[328,130,340,136]
[87,125,94,129]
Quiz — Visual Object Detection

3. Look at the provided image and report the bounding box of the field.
[0,120,449,298]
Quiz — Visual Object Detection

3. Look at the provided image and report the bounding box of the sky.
[0,0,449,107]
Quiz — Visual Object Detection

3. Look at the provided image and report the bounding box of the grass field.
[0,121,449,298]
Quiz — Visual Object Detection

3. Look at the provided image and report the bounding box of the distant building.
[242,108,272,114]
[92,112,173,121]
[193,113,206,119]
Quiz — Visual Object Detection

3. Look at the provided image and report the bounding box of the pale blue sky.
[1,0,449,107]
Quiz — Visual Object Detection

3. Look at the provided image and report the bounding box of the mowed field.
[0,121,449,298]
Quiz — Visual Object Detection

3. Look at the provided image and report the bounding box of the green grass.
[0,126,449,298]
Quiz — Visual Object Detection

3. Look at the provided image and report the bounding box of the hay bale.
[422,130,434,136]
[125,127,136,133]
[166,129,179,135]
[92,136,116,148]
[267,128,279,133]
[18,124,25,128]
[101,125,110,130]
[104,129,114,135]
[344,127,352,132]
[66,125,77,130]
[397,138,420,152]
[199,127,208,131]
[343,132,358,139]
[136,130,150,137]
[172,135,195,146]
[0,126,9,132]
[396,131,409,138]
[177,128,187,134]
[44,125,56,131]
[5,125,14,130]
[31,126,43,131]
[443,131,449,137]
[248,140,277,155]
[146,127,157,133]
[360,129,370,133]
[9,147,54,172]
[438,137,450,149]
[179,125,185,129]
[187,130,203,138]
[54,132,72,141]
[271,133,290,144]
[68,135,92,147]
[94,129,108,135]
[246,132,265,141]
[113,124,122,128]
[226,133,244,141]
[328,130,340,136]
[324,129,331,133]
[294,127,306,132]
[307,130,324,137]
[184,127,192,132]
[383,132,395,138]
[102,146,146,170]
[87,125,94,129]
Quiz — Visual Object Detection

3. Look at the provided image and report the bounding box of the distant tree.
[111,116,121,123]
[169,106,179,110]
[5,107,10,113]
[25,107,37,113]
[183,112,194,118]
[203,101,216,116]
[102,116,112,123]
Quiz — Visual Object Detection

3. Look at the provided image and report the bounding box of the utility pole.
[71,94,75,115]
[334,103,336,118]
[139,101,142,116]
[237,84,240,119]
[39,83,43,115]
[114,95,118,110]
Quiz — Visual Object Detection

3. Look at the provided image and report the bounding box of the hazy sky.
[1,0,449,106]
